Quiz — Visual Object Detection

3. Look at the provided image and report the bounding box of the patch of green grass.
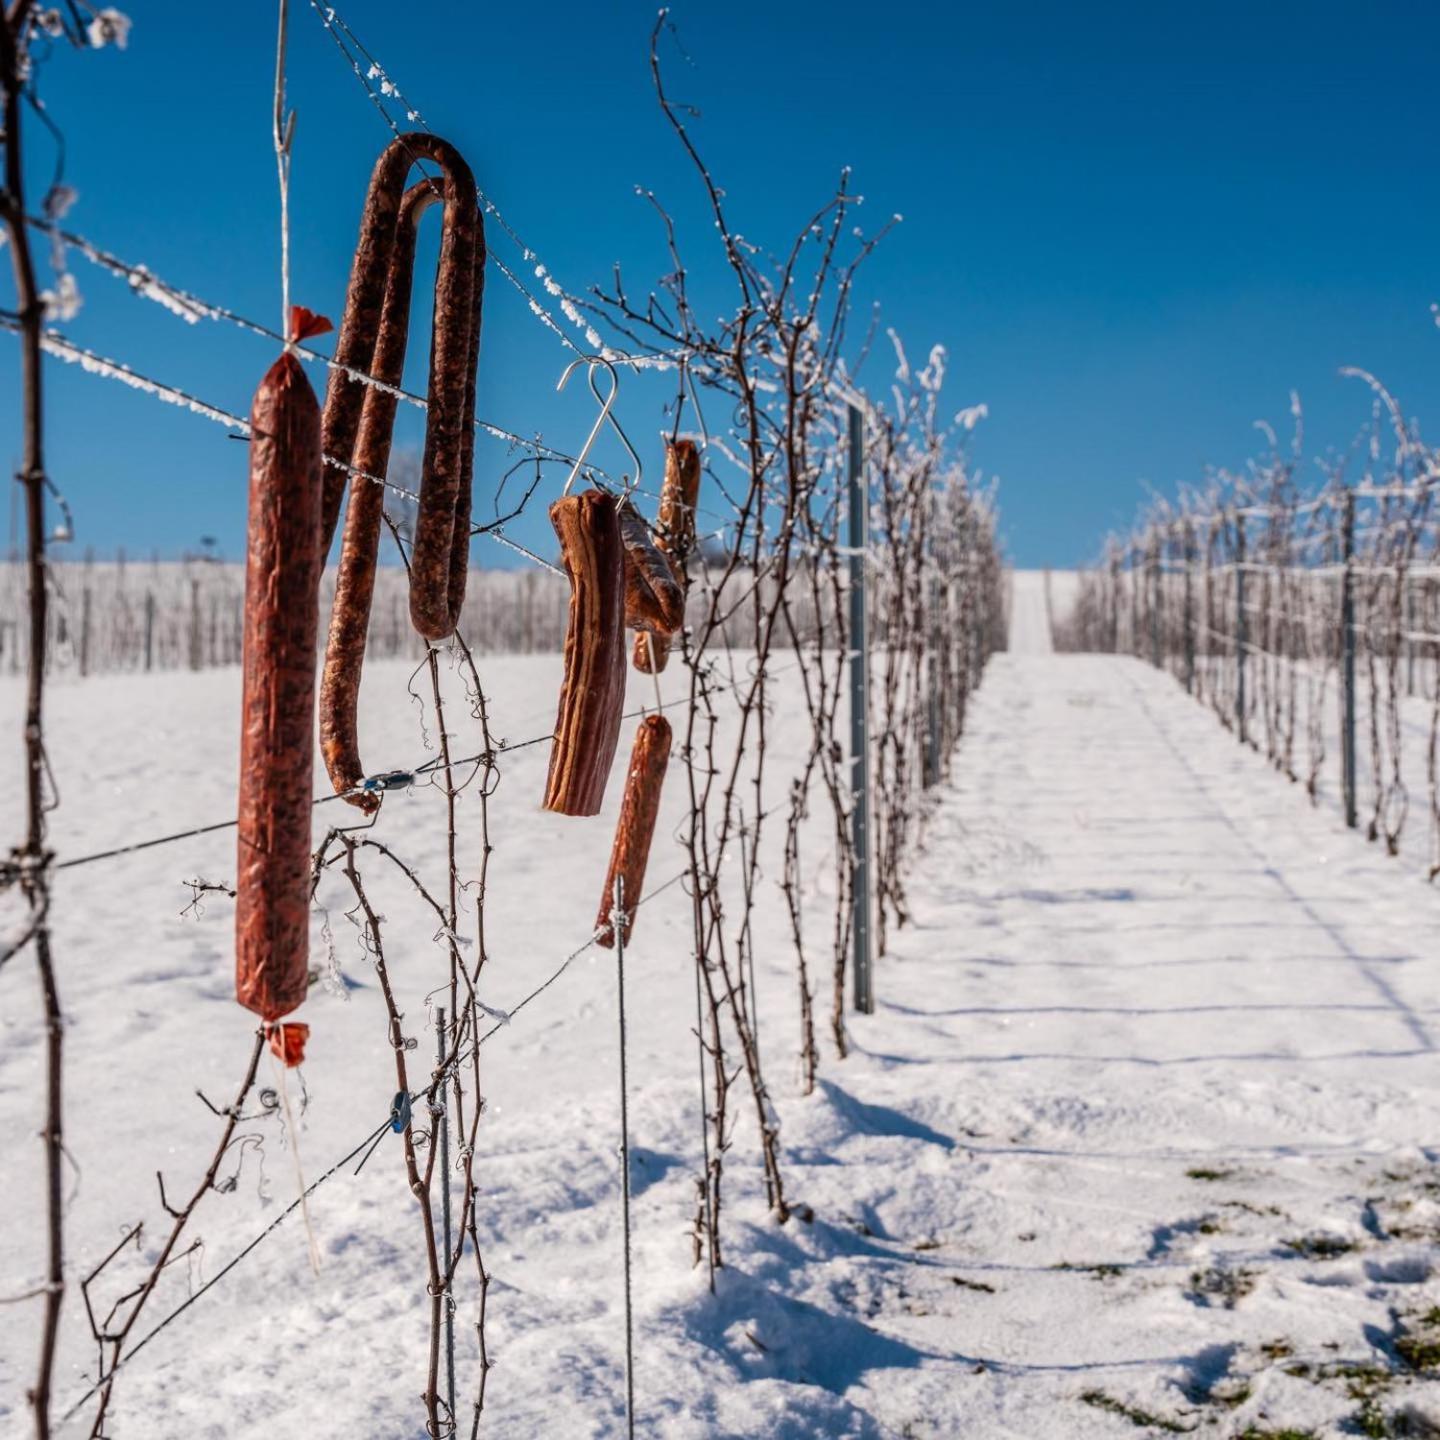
[1396,1333,1440,1372]
[1079,1390,1190,1433]
[1259,1338,1295,1362]
[1392,1304,1440,1374]
[1353,1397,1388,1438]
[1236,1429,1317,1440]
[1185,1166,1235,1182]
[1187,1265,1256,1309]
[1282,1233,1358,1259]
[949,1275,995,1294]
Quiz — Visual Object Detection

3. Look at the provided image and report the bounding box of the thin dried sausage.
[595,715,672,948]
[632,439,701,674]
[235,317,328,1022]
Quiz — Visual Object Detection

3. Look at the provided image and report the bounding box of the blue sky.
[3,0,1437,568]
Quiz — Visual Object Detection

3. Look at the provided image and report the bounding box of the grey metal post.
[143,591,155,673]
[924,490,940,788]
[847,404,874,1014]
[188,577,201,671]
[436,1007,455,1424]
[1341,491,1357,829]
[1183,522,1195,695]
[1149,538,1161,669]
[1110,553,1121,653]
[79,587,91,678]
[1406,578,1416,699]
[1235,514,1247,744]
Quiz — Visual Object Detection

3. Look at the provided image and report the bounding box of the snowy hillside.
[4,650,1439,1438]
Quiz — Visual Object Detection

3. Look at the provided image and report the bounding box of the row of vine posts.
[1058,382,1440,878]
[1,6,1006,1438]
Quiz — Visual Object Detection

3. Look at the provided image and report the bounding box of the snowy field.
[5,618,1440,1436]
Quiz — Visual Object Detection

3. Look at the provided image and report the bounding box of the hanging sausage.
[633,438,701,673]
[595,715,673,947]
[235,307,331,1036]
[319,134,485,809]
[543,488,627,816]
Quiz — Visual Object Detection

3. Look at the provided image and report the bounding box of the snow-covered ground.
[4,646,1440,1437]
[1008,569,1081,656]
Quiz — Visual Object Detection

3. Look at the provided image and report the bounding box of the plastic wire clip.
[359,770,416,795]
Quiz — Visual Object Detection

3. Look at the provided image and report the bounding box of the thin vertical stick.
[738,818,759,1060]
[272,0,292,336]
[1,12,64,1437]
[691,947,715,1287]
[612,876,636,1439]
[1341,489,1358,829]
[847,404,873,1014]
[437,1006,456,1426]
[1236,513,1248,745]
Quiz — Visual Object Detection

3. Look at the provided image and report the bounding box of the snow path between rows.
[3,650,1440,1437]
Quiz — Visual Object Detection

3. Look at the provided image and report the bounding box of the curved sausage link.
[619,501,685,634]
[319,134,485,804]
[631,439,701,673]
[236,348,325,1021]
[319,181,433,810]
[544,489,627,816]
[595,715,673,948]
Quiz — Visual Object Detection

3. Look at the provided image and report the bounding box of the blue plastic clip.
[362,770,415,794]
[389,1090,412,1133]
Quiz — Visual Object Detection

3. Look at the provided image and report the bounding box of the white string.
[272,0,292,344]
[271,1042,322,1276]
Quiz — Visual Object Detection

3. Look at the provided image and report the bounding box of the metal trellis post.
[1341,490,1357,829]
[1149,538,1161,669]
[924,489,940,789]
[847,404,874,1015]
[1183,522,1195,695]
[1235,514,1247,744]
[1406,579,1415,699]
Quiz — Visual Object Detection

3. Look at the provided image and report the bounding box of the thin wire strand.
[52,863,689,1431]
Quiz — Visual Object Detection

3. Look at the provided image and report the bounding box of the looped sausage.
[544,488,627,816]
[320,135,485,807]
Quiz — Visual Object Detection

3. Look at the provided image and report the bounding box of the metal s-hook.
[557,354,614,496]
[557,354,644,496]
[587,360,644,495]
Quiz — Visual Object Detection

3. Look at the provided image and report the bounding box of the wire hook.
[558,354,617,497]
[557,355,643,496]
[588,359,643,495]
